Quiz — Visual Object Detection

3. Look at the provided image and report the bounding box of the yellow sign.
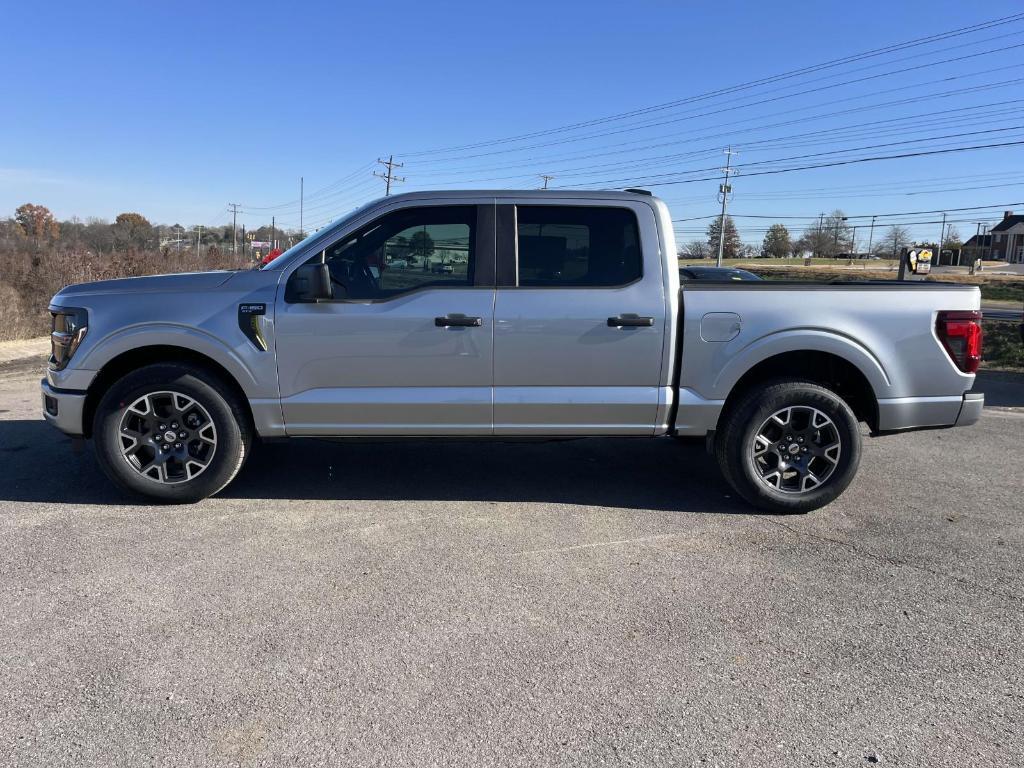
[909,248,932,275]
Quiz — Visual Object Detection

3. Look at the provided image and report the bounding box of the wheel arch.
[717,349,880,434]
[82,345,254,439]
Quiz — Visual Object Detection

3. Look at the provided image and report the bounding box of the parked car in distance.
[431,263,454,274]
[680,266,763,281]
[42,190,984,513]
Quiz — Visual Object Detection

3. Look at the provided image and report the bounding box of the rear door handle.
[435,314,483,327]
[607,314,654,328]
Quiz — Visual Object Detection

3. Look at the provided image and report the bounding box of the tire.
[715,380,861,514]
[93,363,252,503]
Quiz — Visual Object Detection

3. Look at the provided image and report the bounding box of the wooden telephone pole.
[374,155,405,196]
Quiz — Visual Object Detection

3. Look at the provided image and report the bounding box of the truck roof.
[376,189,661,204]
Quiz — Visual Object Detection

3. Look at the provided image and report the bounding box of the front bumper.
[41,379,87,437]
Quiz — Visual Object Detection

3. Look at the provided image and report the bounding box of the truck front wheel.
[715,380,862,514]
[93,363,252,503]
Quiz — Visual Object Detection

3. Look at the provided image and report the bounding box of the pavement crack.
[759,517,1023,604]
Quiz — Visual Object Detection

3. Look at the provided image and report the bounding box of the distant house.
[961,233,992,262]
[987,210,1024,263]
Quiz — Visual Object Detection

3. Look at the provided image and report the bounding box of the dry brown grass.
[0,243,249,341]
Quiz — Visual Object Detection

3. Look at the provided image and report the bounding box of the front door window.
[309,206,476,300]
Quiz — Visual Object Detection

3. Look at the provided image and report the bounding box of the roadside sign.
[911,248,932,275]
[898,248,933,281]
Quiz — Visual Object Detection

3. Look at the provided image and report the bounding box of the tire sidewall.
[725,382,861,513]
[93,365,248,503]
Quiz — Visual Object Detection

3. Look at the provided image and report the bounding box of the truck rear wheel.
[715,380,861,514]
[93,363,252,503]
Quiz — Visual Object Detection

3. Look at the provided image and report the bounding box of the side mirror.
[287,262,332,302]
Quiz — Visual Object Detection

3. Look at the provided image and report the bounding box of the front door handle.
[435,314,483,328]
[608,314,654,328]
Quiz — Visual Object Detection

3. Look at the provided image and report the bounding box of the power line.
[401,54,1024,166]
[404,102,1024,181]
[408,115,1024,188]
[710,201,1024,221]
[241,162,376,212]
[239,176,380,221]
[406,74,1024,188]
[400,12,1024,157]
[563,138,1024,189]
[668,169,1022,199]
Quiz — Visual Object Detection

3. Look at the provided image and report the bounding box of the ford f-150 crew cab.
[41,190,985,512]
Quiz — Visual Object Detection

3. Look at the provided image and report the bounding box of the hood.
[55,270,238,299]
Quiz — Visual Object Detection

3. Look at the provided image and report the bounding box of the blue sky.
[3,0,1023,247]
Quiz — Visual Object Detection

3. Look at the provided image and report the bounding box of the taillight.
[936,310,982,374]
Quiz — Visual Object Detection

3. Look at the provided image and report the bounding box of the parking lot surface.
[1,354,1022,767]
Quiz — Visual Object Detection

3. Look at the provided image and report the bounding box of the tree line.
[0,202,300,342]
[4,203,302,255]
[680,211,962,260]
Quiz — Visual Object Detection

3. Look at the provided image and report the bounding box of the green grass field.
[982,321,1024,371]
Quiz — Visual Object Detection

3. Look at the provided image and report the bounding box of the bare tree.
[942,225,963,250]
[875,225,911,258]
[680,240,711,259]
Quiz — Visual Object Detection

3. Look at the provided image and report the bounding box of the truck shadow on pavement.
[0,419,750,514]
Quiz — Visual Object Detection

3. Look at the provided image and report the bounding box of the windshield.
[258,201,377,270]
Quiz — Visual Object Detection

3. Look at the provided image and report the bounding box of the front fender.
[53,323,266,398]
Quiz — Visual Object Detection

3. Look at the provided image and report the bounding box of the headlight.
[49,307,88,371]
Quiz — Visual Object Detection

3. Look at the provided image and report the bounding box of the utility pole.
[814,213,824,259]
[539,174,554,190]
[849,225,857,264]
[970,221,982,271]
[937,211,947,265]
[228,203,241,256]
[374,155,405,196]
[300,177,304,236]
[715,147,738,268]
[866,214,877,256]
[195,225,203,257]
[271,216,275,250]
[241,225,246,261]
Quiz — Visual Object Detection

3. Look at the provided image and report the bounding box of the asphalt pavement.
[1,354,1022,767]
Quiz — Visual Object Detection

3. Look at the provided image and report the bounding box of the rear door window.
[516,206,641,287]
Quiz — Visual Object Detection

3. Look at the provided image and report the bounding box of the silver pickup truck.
[42,190,984,512]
